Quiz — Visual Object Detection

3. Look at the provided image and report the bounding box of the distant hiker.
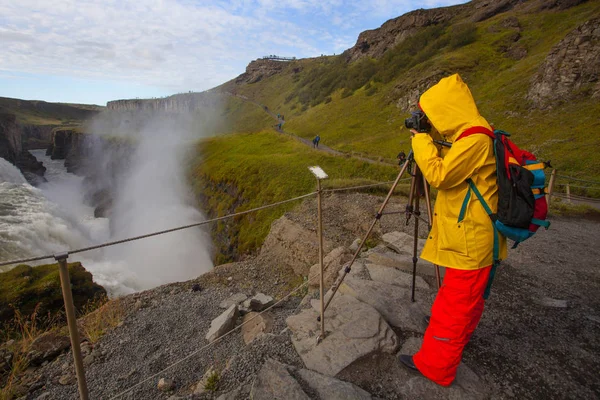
[275,117,284,131]
[313,135,320,148]
[397,150,406,166]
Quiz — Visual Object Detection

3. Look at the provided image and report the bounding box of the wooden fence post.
[547,169,556,208]
[55,253,89,400]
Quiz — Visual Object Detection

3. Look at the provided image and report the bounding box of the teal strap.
[466,179,500,300]
[458,188,472,223]
[531,218,550,229]
[483,262,498,300]
[466,179,494,215]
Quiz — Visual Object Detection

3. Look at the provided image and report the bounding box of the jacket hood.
[419,74,491,141]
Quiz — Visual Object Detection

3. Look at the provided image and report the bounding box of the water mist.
[98,114,214,292]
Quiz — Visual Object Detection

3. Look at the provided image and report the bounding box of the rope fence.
[555,174,600,185]
[5,165,599,399]
[2,179,406,399]
[546,169,600,208]
[109,273,318,400]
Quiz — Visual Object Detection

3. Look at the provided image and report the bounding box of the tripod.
[321,150,442,316]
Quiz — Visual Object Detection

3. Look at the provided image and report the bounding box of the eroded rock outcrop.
[106,91,224,113]
[0,112,46,184]
[528,17,600,108]
[235,59,294,84]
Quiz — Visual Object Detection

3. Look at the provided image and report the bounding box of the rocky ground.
[6,192,600,399]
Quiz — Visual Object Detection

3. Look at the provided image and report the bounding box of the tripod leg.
[411,185,420,302]
[421,173,442,289]
[321,151,414,314]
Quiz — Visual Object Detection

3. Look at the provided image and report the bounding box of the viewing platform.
[262,55,296,61]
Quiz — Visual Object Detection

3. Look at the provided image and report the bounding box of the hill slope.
[216,0,600,187]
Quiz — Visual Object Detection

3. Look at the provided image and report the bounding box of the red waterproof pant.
[413,265,491,386]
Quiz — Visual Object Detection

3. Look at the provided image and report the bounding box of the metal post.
[547,169,556,208]
[308,166,328,342]
[55,252,89,400]
[317,178,325,339]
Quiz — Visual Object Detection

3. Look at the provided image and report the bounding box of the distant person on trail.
[397,150,406,166]
[398,74,507,387]
[313,135,320,148]
[275,117,284,131]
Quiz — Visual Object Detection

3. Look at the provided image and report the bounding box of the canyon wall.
[0,113,46,184]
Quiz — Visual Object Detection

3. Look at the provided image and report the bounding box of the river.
[0,144,213,296]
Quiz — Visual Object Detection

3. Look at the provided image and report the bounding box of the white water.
[0,136,213,296]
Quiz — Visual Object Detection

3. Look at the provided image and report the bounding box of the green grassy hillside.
[190,1,599,261]
[0,96,103,126]
[190,131,399,263]
[215,1,600,188]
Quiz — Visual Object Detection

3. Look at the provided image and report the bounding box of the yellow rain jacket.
[412,74,507,270]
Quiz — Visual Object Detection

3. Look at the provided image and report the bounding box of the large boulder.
[260,215,334,276]
[286,294,398,376]
[205,304,239,343]
[308,246,352,290]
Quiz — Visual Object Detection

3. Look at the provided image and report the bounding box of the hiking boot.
[398,354,418,371]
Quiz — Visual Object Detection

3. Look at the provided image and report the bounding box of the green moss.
[190,131,398,262]
[0,262,106,330]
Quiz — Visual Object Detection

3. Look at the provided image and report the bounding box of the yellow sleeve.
[411,133,491,190]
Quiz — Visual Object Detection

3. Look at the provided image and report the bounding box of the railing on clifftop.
[262,55,296,61]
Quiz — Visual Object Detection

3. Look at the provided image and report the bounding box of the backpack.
[457,127,551,297]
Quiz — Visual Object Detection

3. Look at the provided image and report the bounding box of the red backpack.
[457,127,550,298]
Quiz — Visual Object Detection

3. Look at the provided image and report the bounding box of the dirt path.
[224,91,393,167]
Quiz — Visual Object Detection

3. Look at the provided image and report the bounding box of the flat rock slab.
[219,293,248,309]
[251,358,373,400]
[337,260,371,281]
[367,264,429,290]
[399,337,490,399]
[365,251,445,279]
[286,294,398,376]
[251,359,310,400]
[205,304,239,343]
[382,231,426,255]
[339,277,429,331]
[297,368,372,399]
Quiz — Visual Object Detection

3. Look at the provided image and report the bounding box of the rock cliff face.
[235,59,293,84]
[528,16,600,109]
[0,113,46,184]
[346,6,467,63]
[0,113,20,164]
[21,124,54,149]
[106,91,224,113]
[340,0,588,63]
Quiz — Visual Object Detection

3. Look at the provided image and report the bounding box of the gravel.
[23,193,600,399]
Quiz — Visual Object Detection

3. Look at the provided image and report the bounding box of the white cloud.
[0,0,467,97]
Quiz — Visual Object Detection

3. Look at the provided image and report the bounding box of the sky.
[0,0,467,106]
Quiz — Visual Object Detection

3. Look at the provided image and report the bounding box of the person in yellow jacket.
[398,74,507,386]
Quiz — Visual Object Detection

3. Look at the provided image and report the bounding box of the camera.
[405,111,432,133]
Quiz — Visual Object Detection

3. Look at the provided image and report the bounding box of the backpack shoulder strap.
[456,126,495,142]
